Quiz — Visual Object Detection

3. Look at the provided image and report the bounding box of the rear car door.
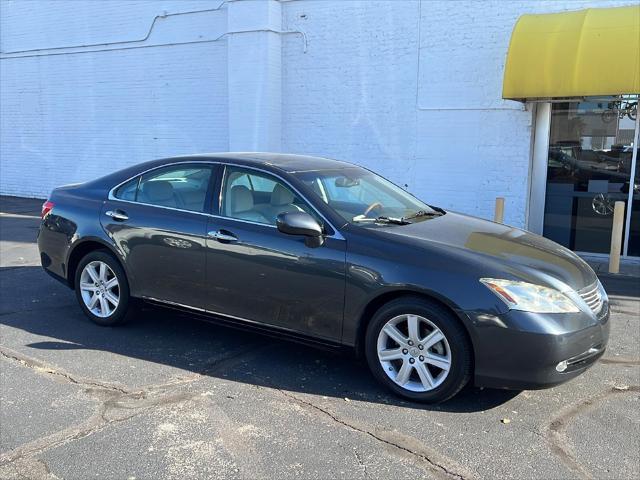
[204,165,347,342]
[101,163,218,308]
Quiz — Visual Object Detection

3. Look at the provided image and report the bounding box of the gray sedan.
[37,153,609,403]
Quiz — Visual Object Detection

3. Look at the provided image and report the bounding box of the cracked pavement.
[1,195,639,479]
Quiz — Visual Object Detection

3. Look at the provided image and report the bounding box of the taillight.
[41,200,54,219]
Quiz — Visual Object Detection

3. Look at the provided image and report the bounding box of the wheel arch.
[353,289,476,361]
[66,237,127,289]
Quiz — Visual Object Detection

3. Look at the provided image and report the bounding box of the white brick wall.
[0,0,229,198]
[1,0,636,228]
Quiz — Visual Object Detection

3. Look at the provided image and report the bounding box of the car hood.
[372,211,597,292]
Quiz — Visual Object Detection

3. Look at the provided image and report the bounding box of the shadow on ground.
[1,266,520,413]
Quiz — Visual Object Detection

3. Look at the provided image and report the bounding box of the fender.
[65,235,134,289]
[348,284,478,356]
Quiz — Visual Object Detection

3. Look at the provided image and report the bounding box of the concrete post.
[494,197,505,223]
[608,201,625,274]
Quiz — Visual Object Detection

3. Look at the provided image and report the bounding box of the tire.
[74,250,131,326]
[365,297,472,403]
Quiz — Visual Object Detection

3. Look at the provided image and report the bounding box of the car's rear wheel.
[74,250,130,326]
[365,297,472,403]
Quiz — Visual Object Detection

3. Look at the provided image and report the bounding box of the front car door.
[101,163,218,308]
[204,165,347,342]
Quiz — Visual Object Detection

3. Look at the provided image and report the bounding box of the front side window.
[221,167,318,226]
[115,165,213,213]
[293,167,436,225]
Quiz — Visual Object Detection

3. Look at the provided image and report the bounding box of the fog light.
[555,360,568,373]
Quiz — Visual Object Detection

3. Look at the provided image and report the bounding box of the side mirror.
[276,211,323,237]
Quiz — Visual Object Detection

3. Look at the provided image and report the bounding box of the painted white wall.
[1,0,635,228]
[0,0,229,197]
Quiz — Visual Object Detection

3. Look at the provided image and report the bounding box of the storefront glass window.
[626,142,640,256]
[543,98,638,255]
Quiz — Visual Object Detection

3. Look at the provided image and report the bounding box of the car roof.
[88,153,362,192]
[164,152,358,173]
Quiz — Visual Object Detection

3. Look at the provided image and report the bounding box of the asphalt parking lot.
[0,195,638,480]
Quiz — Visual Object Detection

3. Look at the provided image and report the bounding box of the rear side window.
[139,165,213,213]
[113,165,215,213]
[114,178,138,201]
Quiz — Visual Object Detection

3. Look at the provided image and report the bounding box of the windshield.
[293,167,439,225]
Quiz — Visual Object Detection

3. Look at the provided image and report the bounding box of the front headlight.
[480,278,580,313]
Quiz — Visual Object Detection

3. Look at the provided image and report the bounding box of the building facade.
[1,0,638,256]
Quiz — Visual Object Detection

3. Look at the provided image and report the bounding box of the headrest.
[142,180,174,202]
[230,185,254,213]
[271,183,295,206]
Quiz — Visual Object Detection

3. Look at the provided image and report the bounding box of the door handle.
[208,230,238,242]
[105,210,129,221]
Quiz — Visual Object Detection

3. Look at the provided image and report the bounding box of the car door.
[204,165,347,342]
[101,163,218,308]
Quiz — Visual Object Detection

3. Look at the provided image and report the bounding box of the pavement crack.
[0,457,61,480]
[353,447,371,479]
[0,347,129,393]
[0,343,262,468]
[275,389,471,480]
[599,356,640,366]
[0,387,196,467]
[544,385,640,480]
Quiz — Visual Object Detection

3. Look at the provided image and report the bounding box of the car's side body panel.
[204,215,347,342]
[99,199,210,308]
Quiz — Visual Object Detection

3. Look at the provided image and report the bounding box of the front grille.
[578,282,603,315]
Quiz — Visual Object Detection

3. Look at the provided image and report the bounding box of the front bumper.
[466,304,610,390]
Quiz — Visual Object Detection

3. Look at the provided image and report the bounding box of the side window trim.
[205,163,222,216]
[216,164,227,217]
[133,175,141,202]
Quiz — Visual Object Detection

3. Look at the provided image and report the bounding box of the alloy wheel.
[79,260,120,318]
[377,314,452,392]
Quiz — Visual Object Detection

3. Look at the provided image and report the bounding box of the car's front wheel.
[365,297,472,403]
[74,250,130,326]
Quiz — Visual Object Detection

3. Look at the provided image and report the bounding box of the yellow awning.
[502,5,640,100]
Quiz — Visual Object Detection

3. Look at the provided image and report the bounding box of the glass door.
[542,97,639,255]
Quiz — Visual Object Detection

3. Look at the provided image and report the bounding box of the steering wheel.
[363,201,383,217]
